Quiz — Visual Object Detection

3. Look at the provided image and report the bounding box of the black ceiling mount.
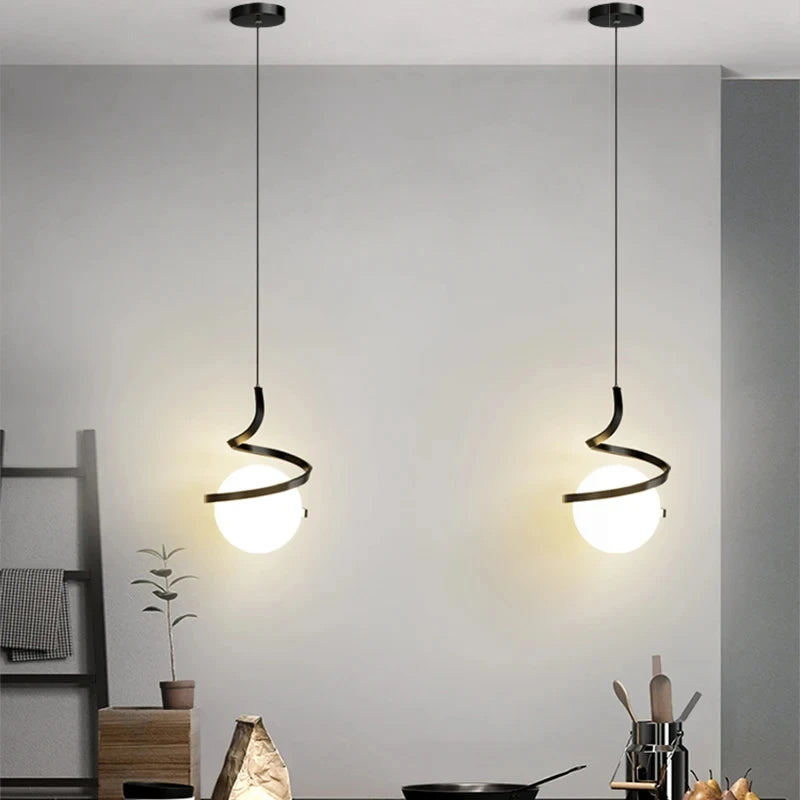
[230,3,286,28]
[588,3,644,27]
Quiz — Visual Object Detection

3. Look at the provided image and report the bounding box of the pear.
[731,770,752,800]
[721,791,737,800]
[708,772,723,797]
[744,793,759,800]
[692,781,719,800]
[682,791,692,800]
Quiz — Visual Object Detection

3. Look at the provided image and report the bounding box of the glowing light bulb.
[572,464,662,553]
[214,464,304,554]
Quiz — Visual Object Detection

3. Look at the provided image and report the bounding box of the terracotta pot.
[159,679,195,709]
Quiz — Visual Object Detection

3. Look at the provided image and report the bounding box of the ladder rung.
[0,780,97,789]
[0,795,97,800]
[2,468,82,478]
[64,571,90,582]
[0,674,95,686]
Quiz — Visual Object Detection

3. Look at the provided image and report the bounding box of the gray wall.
[721,79,800,800]
[0,66,721,797]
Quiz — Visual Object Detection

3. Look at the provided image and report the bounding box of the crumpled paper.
[212,715,292,800]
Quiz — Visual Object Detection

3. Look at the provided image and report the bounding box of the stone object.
[211,715,291,800]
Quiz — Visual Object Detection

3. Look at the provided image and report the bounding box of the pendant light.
[205,3,312,554]
[562,3,669,554]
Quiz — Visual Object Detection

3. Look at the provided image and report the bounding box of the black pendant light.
[562,4,670,553]
[205,4,312,554]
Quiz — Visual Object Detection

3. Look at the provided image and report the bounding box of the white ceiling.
[0,0,798,76]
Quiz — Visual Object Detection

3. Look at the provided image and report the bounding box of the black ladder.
[0,430,109,800]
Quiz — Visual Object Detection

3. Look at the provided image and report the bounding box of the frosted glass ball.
[572,465,662,554]
[214,464,304,554]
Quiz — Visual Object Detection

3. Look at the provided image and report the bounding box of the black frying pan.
[402,765,586,800]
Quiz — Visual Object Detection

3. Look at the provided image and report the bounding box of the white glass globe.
[214,464,304,554]
[572,464,662,554]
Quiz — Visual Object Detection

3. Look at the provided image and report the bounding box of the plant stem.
[163,556,176,682]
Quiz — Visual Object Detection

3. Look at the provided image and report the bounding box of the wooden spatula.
[652,654,662,677]
[649,673,673,722]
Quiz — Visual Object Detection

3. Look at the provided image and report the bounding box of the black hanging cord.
[613,25,618,386]
[255,25,261,387]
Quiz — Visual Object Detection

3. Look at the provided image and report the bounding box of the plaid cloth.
[0,568,73,661]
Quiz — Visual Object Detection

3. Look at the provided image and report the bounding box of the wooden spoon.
[649,673,673,722]
[613,679,637,723]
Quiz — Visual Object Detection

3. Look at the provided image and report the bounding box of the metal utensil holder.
[610,722,688,800]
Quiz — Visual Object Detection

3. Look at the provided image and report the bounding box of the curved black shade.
[562,386,669,503]
[204,387,312,504]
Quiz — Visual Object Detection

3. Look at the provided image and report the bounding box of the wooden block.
[98,707,200,800]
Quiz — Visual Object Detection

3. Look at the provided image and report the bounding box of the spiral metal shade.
[205,387,311,504]
[562,386,669,503]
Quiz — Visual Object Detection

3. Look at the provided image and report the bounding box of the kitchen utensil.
[610,721,688,800]
[676,691,702,723]
[649,673,673,723]
[402,784,540,800]
[402,765,587,800]
[613,679,638,723]
[651,655,662,677]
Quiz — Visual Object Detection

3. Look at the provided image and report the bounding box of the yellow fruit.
[731,777,751,800]
[708,779,722,797]
[692,782,719,800]
[744,793,759,800]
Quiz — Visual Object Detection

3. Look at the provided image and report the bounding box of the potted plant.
[132,545,198,709]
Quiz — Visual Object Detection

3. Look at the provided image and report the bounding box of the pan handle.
[510,765,587,800]
[610,781,658,792]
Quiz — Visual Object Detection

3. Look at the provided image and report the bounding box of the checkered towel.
[0,568,73,661]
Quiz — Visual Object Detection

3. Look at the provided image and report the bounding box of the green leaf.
[150,568,172,577]
[153,590,178,601]
[142,606,164,613]
[161,544,167,560]
[170,575,198,585]
[165,547,186,561]
[171,613,197,627]
[131,579,164,589]
[137,548,162,558]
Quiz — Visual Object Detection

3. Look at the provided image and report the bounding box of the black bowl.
[402,784,539,800]
[123,783,194,800]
